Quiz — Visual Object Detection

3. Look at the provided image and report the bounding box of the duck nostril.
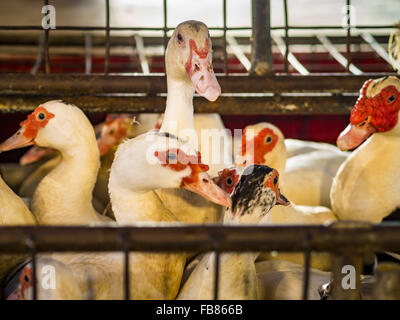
[200,75,204,81]
[195,64,200,72]
[202,178,208,183]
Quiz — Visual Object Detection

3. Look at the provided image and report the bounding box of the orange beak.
[276,189,290,206]
[0,127,34,152]
[182,171,232,207]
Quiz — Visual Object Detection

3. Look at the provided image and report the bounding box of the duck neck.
[160,77,196,146]
[32,140,100,224]
[109,184,178,224]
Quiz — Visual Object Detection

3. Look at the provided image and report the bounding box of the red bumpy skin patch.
[264,169,281,202]
[350,79,400,132]
[240,127,278,165]
[19,267,33,300]
[216,168,240,194]
[154,148,209,185]
[185,39,210,76]
[20,106,55,140]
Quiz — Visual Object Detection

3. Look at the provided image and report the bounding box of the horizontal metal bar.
[0,222,400,253]
[0,94,357,114]
[0,25,394,31]
[0,74,395,95]
[0,34,390,47]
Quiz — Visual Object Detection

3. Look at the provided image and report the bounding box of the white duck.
[6,257,84,300]
[332,76,400,222]
[0,174,36,280]
[152,21,228,224]
[109,130,231,299]
[178,165,289,299]
[235,122,348,208]
[0,100,109,225]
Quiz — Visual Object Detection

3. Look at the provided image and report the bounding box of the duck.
[152,20,228,224]
[0,100,110,225]
[177,164,289,300]
[0,173,36,281]
[109,130,231,299]
[332,76,400,222]
[219,124,337,271]
[5,257,84,300]
[235,122,348,208]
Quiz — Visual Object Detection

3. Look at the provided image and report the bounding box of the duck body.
[332,76,400,223]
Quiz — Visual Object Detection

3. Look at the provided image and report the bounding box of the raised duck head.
[234,122,287,174]
[337,76,400,151]
[225,164,289,223]
[0,100,98,157]
[109,130,231,207]
[165,20,221,101]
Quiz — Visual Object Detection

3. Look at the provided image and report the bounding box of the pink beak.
[20,146,55,166]
[186,41,221,102]
[337,122,376,151]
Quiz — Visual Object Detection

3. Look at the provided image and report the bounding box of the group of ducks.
[0,20,400,300]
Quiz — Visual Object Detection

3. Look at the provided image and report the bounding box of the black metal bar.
[302,233,312,300]
[1,223,400,254]
[0,94,358,115]
[105,0,110,74]
[283,0,289,73]
[163,0,168,54]
[0,73,394,95]
[43,0,50,74]
[346,0,351,73]
[250,0,274,75]
[27,235,37,300]
[213,251,220,300]
[223,0,228,75]
[124,248,130,300]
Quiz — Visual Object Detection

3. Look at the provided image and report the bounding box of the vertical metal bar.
[250,0,274,75]
[31,34,45,75]
[27,235,37,300]
[163,0,168,55]
[345,0,351,73]
[283,0,289,73]
[84,33,92,75]
[124,248,130,300]
[105,0,110,74]
[213,251,220,300]
[43,0,50,74]
[223,0,228,75]
[302,234,312,300]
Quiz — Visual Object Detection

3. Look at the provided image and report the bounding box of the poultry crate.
[0,0,399,300]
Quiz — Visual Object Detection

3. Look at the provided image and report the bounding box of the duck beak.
[0,127,34,152]
[20,146,54,166]
[183,172,232,207]
[6,287,23,300]
[337,121,376,151]
[276,189,290,206]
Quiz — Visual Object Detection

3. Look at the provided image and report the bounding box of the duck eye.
[24,274,30,283]
[168,152,177,161]
[226,177,233,186]
[266,136,272,143]
[274,176,278,185]
[177,33,183,42]
[37,112,46,121]
[388,94,396,103]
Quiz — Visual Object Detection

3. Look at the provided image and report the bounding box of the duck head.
[166,20,221,101]
[234,122,286,173]
[337,76,400,151]
[0,100,97,155]
[110,131,231,207]
[225,164,289,223]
